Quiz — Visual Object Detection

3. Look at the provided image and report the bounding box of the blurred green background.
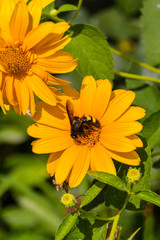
[1,0,160,239]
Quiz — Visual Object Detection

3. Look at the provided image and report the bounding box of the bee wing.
[66,99,74,125]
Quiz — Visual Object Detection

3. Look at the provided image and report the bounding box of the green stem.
[68,0,83,24]
[109,214,120,240]
[75,205,116,222]
[109,193,131,240]
[111,47,160,75]
[114,70,160,84]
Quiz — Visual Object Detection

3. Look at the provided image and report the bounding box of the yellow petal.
[102,121,143,136]
[10,0,29,41]
[40,0,55,9]
[91,79,112,120]
[32,101,69,130]
[107,149,140,166]
[110,89,126,100]
[28,0,42,29]
[46,73,70,86]
[19,79,30,115]
[32,132,74,154]
[5,76,17,105]
[128,135,143,148]
[101,90,135,124]
[28,123,70,139]
[25,74,56,106]
[14,78,22,114]
[47,151,63,176]
[24,22,55,50]
[55,144,82,185]
[90,142,116,175]
[28,86,35,116]
[80,76,96,116]
[69,146,90,187]
[52,22,70,34]
[30,65,48,81]
[0,89,6,113]
[61,85,80,98]
[0,0,15,33]
[35,37,71,58]
[37,51,77,73]
[116,106,146,122]
[0,36,6,48]
[32,22,70,50]
[0,72,6,113]
[100,134,136,152]
[14,78,30,115]
[0,30,14,46]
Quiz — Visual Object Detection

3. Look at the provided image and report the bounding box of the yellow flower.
[61,193,76,207]
[0,0,77,115]
[126,167,141,183]
[27,76,145,188]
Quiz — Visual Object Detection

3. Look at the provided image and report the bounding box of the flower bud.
[126,167,141,183]
[61,193,76,208]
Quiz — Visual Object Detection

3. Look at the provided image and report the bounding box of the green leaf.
[133,85,160,120]
[88,172,128,192]
[57,4,77,14]
[55,212,78,240]
[92,223,108,240]
[142,111,160,150]
[132,144,151,193]
[64,24,114,81]
[141,0,160,65]
[64,214,106,240]
[81,181,106,207]
[135,191,160,207]
[105,142,152,211]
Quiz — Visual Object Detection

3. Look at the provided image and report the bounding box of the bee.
[66,99,100,141]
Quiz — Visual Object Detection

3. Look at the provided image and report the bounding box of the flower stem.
[109,193,131,240]
[109,214,120,240]
[114,70,160,84]
[74,205,116,222]
[68,0,83,24]
[111,47,160,75]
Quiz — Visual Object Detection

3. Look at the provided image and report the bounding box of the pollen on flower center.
[0,46,32,77]
[71,115,101,149]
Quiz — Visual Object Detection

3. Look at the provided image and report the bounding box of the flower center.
[0,46,32,77]
[71,115,101,148]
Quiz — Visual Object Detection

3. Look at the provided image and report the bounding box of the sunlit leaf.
[81,181,106,207]
[92,223,108,240]
[88,171,128,192]
[57,4,77,14]
[64,24,114,81]
[55,212,78,240]
[135,191,160,207]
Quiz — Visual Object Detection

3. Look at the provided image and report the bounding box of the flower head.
[61,193,76,207]
[27,76,145,188]
[126,167,141,183]
[0,0,77,115]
